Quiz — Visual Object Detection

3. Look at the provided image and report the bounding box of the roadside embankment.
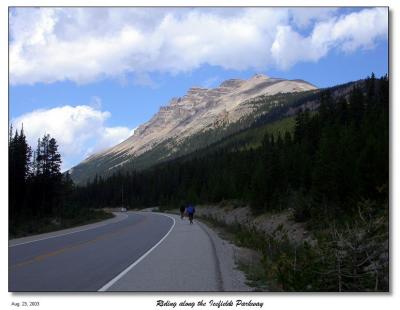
[196,204,315,246]
[194,202,388,292]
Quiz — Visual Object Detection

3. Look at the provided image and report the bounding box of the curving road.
[9,212,174,291]
[8,211,223,292]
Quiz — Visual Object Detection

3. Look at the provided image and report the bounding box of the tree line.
[9,130,110,237]
[73,74,388,225]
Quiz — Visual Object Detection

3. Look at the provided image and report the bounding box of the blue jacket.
[187,205,195,214]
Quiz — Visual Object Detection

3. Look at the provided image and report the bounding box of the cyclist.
[186,204,195,224]
[179,204,186,219]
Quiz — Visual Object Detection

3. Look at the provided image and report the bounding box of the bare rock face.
[82,74,317,168]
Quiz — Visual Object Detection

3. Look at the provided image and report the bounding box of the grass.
[218,116,296,151]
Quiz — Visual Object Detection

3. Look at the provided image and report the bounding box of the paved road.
[106,213,222,291]
[9,212,174,291]
[9,211,226,292]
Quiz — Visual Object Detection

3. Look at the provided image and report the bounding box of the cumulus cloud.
[271,8,388,69]
[9,7,387,85]
[85,126,137,157]
[12,105,135,170]
[288,8,338,29]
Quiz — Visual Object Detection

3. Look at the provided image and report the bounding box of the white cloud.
[289,8,338,29]
[9,7,387,85]
[271,8,388,69]
[86,126,137,157]
[12,105,135,170]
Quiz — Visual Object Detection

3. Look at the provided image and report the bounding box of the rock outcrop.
[83,74,316,165]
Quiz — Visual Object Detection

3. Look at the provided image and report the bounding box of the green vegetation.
[230,116,296,150]
[28,74,387,291]
[201,202,388,292]
[9,130,113,238]
[74,75,388,221]
[11,207,113,239]
[70,90,318,184]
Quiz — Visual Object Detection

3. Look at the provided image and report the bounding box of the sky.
[8,7,388,171]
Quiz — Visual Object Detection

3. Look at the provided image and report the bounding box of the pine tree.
[9,125,32,230]
[48,137,62,178]
[31,134,63,216]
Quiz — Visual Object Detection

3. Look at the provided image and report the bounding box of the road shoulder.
[197,220,251,291]
[106,212,251,291]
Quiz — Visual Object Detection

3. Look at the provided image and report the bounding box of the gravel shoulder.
[196,220,252,291]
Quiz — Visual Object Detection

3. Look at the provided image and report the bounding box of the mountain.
[69,74,317,184]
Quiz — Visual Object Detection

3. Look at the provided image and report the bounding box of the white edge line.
[9,213,129,248]
[98,213,176,292]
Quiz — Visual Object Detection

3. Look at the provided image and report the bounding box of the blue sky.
[9,7,388,171]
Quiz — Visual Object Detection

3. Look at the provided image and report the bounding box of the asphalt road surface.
[8,211,222,292]
[9,212,173,291]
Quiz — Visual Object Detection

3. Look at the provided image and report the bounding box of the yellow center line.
[10,215,148,270]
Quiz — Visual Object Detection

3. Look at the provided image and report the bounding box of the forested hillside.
[70,74,388,291]
[69,75,317,184]
[73,74,388,220]
[70,78,366,185]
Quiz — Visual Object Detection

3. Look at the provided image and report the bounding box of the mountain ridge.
[70,74,317,183]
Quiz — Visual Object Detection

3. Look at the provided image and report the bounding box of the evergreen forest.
[73,74,388,227]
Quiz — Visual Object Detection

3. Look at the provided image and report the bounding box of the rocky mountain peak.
[187,87,208,94]
[73,74,318,181]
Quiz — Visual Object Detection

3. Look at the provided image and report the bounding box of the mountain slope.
[70,74,317,184]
